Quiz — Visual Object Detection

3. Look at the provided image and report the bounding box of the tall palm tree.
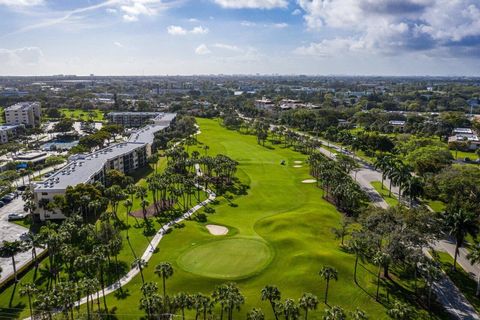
[284,298,300,320]
[261,285,281,320]
[299,293,318,320]
[468,241,480,296]
[348,236,367,285]
[19,283,37,319]
[174,292,193,320]
[132,258,148,285]
[154,262,174,298]
[22,232,44,270]
[387,300,413,320]
[350,308,368,320]
[319,266,338,305]
[247,308,265,320]
[444,209,479,270]
[323,305,346,320]
[0,240,25,282]
[373,252,390,301]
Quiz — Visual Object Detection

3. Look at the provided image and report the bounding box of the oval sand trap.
[294,161,303,164]
[206,224,228,236]
[293,165,303,168]
[302,179,317,184]
[177,238,273,279]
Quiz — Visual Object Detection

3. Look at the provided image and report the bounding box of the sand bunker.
[302,179,317,184]
[293,165,303,168]
[294,161,303,164]
[206,224,229,236]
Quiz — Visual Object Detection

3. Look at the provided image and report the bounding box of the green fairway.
[91,118,417,319]
[177,237,273,279]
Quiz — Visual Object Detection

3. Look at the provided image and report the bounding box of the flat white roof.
[6,102,39,111]
[35,113,176,192]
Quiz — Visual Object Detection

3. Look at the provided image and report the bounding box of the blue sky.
[0,0,479,76]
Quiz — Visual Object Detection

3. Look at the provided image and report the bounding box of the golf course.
[94,118,391,319]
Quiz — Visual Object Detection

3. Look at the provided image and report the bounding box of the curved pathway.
[75,167,216,308]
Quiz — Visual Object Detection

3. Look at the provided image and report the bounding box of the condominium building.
[0,124,23,144]
[107,112,161,127]
[5,102,41,127]
[32,112,176,221]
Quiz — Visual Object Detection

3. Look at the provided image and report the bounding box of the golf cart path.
[75,164,216,314]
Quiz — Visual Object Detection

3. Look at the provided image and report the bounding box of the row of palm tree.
[373,155,424,206]
[309,152,368,216]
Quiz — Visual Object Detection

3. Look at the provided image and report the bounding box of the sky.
[0,0,479,76]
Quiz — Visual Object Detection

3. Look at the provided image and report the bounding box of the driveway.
[0,197,36,283]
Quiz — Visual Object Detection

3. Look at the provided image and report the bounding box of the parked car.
[17,185,27,191]
[8,213,26,221]
[0,201,4,208]
[1,196,12,203]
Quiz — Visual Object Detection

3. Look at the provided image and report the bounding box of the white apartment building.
[0,124,23,144]
[32,112,176,221]
[5,102,41,127]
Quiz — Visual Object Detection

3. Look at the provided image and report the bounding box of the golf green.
[177,238,273,279]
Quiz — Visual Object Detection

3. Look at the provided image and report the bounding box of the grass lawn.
[371,181,399,207]
[434,250,480,312]
[0,119,442,319]
[427,200,446,213]
[43,108,105,122]
[0,107,4,124]
[451,150,479,161]
[84,118,438,320]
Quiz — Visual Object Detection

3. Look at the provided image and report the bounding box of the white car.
[8,213,26,221]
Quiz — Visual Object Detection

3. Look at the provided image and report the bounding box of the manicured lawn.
[43,108,105,122]
[0,119,441,319]
[0,107,4,124]
[434,250,480,312]
[451,150,479,161]
[371,180,399,207]
[90,118,436,319]
[427,200,446,213]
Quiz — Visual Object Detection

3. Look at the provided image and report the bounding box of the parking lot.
[0,196,39,282]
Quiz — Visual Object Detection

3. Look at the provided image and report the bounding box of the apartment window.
[42,192,48,195]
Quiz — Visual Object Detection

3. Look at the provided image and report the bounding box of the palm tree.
[261,285,281,320]
[22,232,44,270]
[350,308,368,320]
[0,240,25,282]
[247,308,265,320]
[387,300,413,320]
[299,293,318,320]
[132,258,148,285]
[212,282,244,320]
[331,218,349,246]
[174,292,193,320]
[284,298,300,320]
[348,236,367,285]
[140,283,162,320]
[444,209,479,271]
[373,251,390,301]
[192,293,212,320]
[468,241,480,296]
[154,262,174,298]
[319,266,338,305]
[19,283,37,319]
[323,305,346,320]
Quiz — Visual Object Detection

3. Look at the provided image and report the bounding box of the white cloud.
[297,0,480,57]
[188,18,199,23]
[0,0,43,7]
[113,41,124,48]
[106,8,117,14]
[213,43,242,52]
[122,14,138,22]
[167,25,187,35]
[168,25,209,35]
[195,44,211,55]
[291,8,302,15]
[0,47,43,65]
[213,0,288,9]
[272,22,288,28]
[241,21,256,27]
[191,26,209,34]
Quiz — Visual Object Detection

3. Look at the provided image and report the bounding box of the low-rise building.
[0,124,23,144]
[32,113,176,221]
[254,97,274,110]
[449,128,480,151]
[107,112,161,127]
[5,102,41,127]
